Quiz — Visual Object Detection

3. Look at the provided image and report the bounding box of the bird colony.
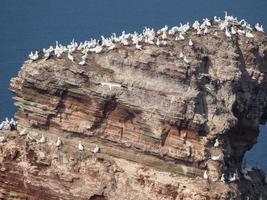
[28,12,264,68]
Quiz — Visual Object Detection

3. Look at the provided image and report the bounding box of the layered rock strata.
[0,16,267,199]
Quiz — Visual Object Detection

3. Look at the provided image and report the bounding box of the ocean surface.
[0,0,266,172]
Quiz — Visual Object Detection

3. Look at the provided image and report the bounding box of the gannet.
[225,28,231,38]
[196,28,202,35]
[90,45,103,53]
[78,141,84,151]
[157,25,168,34]
[56,137,62,147]
[0,136,6,143]
[100,82,122,90]
[186,146,192,157]
[68,53,74,62]
[19,128,28,136]
[213,32,218,36]
[231,27,237,35]
[229,173,239,182]
[192,21,200,30]
[214,139,219,147]
[0,122,4,130]
[156,38,161,46]
[78,60,86,66]
[238,30,245,35]
[162,31,167,40]
[38,133,46,144]
[203,170,209,180]
[211,154,223,161]
[189,39,193,46]
[183,56,191,64]
[203,27,209,34]
[93,144,100,153]
[220,173,226,182]
[29,51,39,61]
[179,52,184,58]
[178,33,185,40]
[245,31,254,38]
[135,43,142,50]
[255,23,264,32]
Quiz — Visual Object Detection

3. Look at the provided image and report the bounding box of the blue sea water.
[0,0,266,172]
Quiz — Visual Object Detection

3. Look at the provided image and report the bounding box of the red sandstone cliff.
[0,16,267,199]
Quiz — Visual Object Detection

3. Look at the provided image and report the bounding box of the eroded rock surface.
[1,16,267,199]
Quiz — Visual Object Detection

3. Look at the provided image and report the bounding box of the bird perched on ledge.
[56,137,62,148]
[93,144,100,154]
[78,141,84,151]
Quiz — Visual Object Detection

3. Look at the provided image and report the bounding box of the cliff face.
[1,16,267,199]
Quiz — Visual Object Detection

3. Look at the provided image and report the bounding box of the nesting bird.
[78,141,84,151]
[203,170,209,180]
[19,128,28,136]
[38,133,46,144]
[56,137,62,148]
[214,139,219,147]
[93,144,100,154]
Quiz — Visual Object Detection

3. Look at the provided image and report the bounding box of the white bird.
[56,137,62,147]
[186,146,192,157]
[100,82,122,90]
[203,170,209,180]
[229,171,239,182]
[78,60,86,66]
[38,133,46,144]
[211,154,223,161]
[243,173,252,181]
[78,141,84,151]
[178,33,185,40]
[29,51,39,61]
[183,56,191,64]
[255,23,264,32]
[203,27,209,34]
[135,43,142,50]
[245,31,254,38]
[0,136,6,143]
[214,139,219,147]
[93,144,100,154]
[189,39,193,46]
[192,20,200,30]
[19,128,28,136]
[213,32,218,36]
[231,27,237,35]
[220,173,226,182]
[238,29,245,35]
[68,53,74,62]
[0,122,4,130]
[179,52,184,58]
[225,28,231,38]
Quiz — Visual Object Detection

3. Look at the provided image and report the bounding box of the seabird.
[225,28,231,38]
[192,21,200,30]
[220,173,226,182]
[189,39,193,46]
[255,23,264,32]
[214,139,219,147]
[100,82,122,90]
[203,170,209,180]
[78,141,84,151]
[183,56,191,64]
[0,136,6,143]
[78,60,86,66]
[29,51,39,61]
[93,144,100,154]
[68,53,74,62]
[203,27,209,34]
[0,122,4,130]
[211,154,223,161]
[231,27,237,35]
[19,128,28,136]
[245,31,254,38]
[56,137,62,148]
[179,52,184,58]
[186,146,192,157]
[178,33,185,40]
[38,133,46,144]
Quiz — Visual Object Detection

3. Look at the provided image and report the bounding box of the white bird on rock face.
[56,137,62,148]
[255,23,264,32]
[189,39,193,46]
[0,136,6,143]
[68,53,74,62]
[211,154,223,161]
[225,28,231,38]
[203,170,209,180]
[29,51,39,61]
[214,139,219,147]
[38,133,46,144]
[220,173,226,182]
[231,27,237,35]
[78,141,84,151]
[183,56,191,64]
[179,52,184,58]
[19,128,28,136]
[245,31,254,38]
[93,144,100,154]
[0,122,4,130]
[78,60,86,66]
